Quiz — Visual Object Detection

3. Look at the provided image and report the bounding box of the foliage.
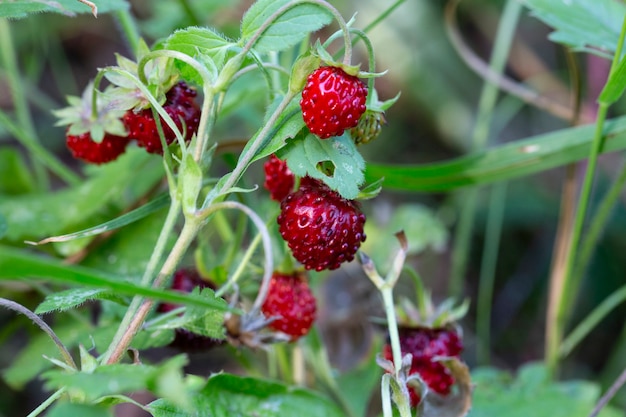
[1,0,626,416]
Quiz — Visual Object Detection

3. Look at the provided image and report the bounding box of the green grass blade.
[0,246,229,311]
[365,116,626,192]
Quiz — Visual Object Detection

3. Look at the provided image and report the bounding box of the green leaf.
[241,0,333,54]
[153,288,227,339]
[470,362,622,417]
[523,0,626,57]
[0,246,231,312]
[247,96,305,165]
[47,403,113,417]
[0,0,129,19]
[281,132,365,199]
[149,373,345,417]
[44,355,191,407]
[364,115,626,192]
[0,148,35,195]
[0,149,162,242]
[599,56,626,105]
[164,27,234,84]
[35,288,127,315]
[31,193,170,245]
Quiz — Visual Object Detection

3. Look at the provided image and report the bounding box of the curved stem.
[444,0,589,123]
[196,201,273,311]
[0,298,77,370]
[137,50,217,161]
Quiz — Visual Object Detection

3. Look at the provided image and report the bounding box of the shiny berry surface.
[300,66,367,139]
[277,177,366,271]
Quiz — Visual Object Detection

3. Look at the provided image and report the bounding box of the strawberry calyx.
[54,83,128,143]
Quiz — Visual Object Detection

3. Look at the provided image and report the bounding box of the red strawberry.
[277,177,366,271]
[123,82,201,154]
[263,154,295,202]
[300,66,367,139]
[261,271,317,341]
[158,268,223,351]
[382,326,463,406]
[65,130,130,164]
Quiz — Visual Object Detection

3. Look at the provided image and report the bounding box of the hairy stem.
[0,299,76,370]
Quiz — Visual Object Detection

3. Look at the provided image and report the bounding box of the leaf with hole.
[280,132,365,199]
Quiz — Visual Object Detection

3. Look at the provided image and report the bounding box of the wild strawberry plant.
[2,0,626,416]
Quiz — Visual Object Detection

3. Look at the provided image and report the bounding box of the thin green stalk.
[205,91,297,205]
[476,181,508,365]
[103,217,199,364]
[0,19,48,189]
[0,110,80,185]
[26,388,65,417]
[548,15,626,375]
[447,0,522,297]
[560,284,626,358]
[114,8,141,57]
[100,198,182,364]
[572,159,626,292]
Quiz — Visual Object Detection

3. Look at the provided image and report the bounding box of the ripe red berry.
[383,327,463,406]
[158,268,223,351]
[300,66,367,139]
[277,177,366,271]
[65,130,130,164]
[263,154,295,202]
[261,271,317,341]
[123,82,201,154]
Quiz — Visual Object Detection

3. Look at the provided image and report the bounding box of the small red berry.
[382,326,463,406]
[277,177,366,271]
[300,66,367,139]
[261,271,317,341]
[65,130,130,164]
[123,82,201,154]
[263,154,295,202]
